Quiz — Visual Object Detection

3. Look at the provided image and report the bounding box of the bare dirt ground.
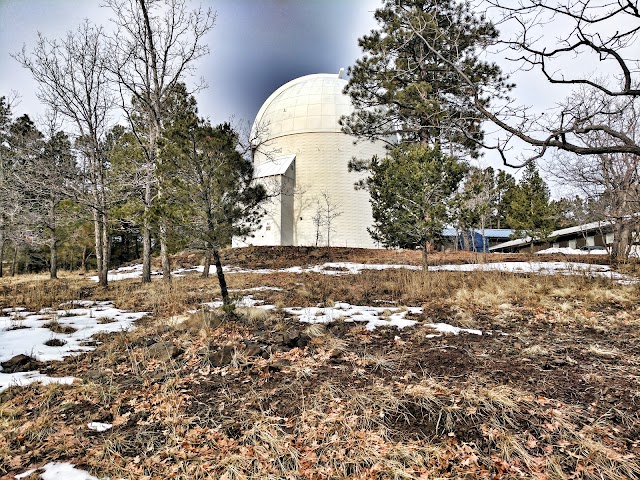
[1,247,639,479]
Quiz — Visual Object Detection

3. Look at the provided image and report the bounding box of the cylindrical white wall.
[249,73,388,248]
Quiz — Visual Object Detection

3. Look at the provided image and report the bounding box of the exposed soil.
[1,247,639,479]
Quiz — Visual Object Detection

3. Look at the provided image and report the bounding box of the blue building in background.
[442,228,514,253]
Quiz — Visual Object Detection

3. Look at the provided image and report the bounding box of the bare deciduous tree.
[552,94,640,261]
[15,116,78,279]
[479,0,640,163]
[14,22,114,286]
[401,1,640,165]
[316,191,343,248]
[105,0,215,283]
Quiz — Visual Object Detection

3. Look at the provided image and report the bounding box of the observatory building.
[234,71,388,248]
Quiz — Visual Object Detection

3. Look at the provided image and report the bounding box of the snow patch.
[426,322,482,336]
[430,261,637,283]
[88,263,163,282]
[0,301,147,391]
[204,295,276,310]
[92,260,637,285]
[0,301,147,363]
[87,422,113,432]
[18,462,100,480]
[285,303,422,331]
[92,262,422,282]
[536,247,608,255]
[0,371,77,391]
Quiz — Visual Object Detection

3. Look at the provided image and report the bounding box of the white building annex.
[234,71,388,248]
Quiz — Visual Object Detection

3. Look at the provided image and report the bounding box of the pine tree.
[162,85,266,307]
[341,0,509,157]
[494,170,517,229]
[0,97,13,277]
[18,131,79,279]
[507,163,556,250]
[367,144,465,268]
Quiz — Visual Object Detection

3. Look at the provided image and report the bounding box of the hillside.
[1,247,639,479]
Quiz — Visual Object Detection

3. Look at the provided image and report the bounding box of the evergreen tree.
[18,131,79,279]
[507,163,556,249]
[454,167,497,251]
[6,115,44,273]
[493,170,517,229]
[367,144,465,268]
[162,85,266,307]
[0,97,13,277]
[342,0,509,157]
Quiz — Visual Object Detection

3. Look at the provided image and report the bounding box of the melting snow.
[204,295,490,335]
[17,462,99,480]
[88,263,164,282]
[430,261,637,283]
[92,262,421,282]
[0,371,77,391]
[536,247,608,255]
[0,301,147,363]
[426,322,482,336]
[284,303,422,331]
[0,301,147,391]
[204,295,276,309]
[87,422,113,432]
[92,260,637,285]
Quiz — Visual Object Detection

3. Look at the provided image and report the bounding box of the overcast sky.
[0,0,378,128]
[0,0,625,183]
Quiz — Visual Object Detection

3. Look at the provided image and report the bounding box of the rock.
[268,359,291,372]
[296,335,311,349]
[1,354,43,373]
[85,369,104,380]
[210,345,235,367]
[243,343,263,357]
[272,345,292,354]
[285,329,300,346]
[147,341,182,360]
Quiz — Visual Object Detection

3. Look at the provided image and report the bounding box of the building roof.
[252,73,354,142]
[253,154,295,179]
[489,220,612,251]
[442,228,514,239]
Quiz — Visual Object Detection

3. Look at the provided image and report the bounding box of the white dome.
[254,73,353,140]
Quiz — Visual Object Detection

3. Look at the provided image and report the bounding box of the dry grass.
[1,248,640,478]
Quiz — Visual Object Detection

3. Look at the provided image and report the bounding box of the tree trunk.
[611,220,631,266]
[421,242,428,272]
[11,245,17,276]
[202,245,211,279]
[159,218,171,283]
[101,211,110,285]
[50,235,58,280]
[81,245,88,273]
[212,247,230,307]
[49,203,58,280]
[0,227,4,278]
[142,166,153,283]
[92,206,106,285]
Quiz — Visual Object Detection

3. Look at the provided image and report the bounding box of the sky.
[0,0,378,131]
[0,0,632,185]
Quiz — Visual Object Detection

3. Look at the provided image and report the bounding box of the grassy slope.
[1,247,639,479]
